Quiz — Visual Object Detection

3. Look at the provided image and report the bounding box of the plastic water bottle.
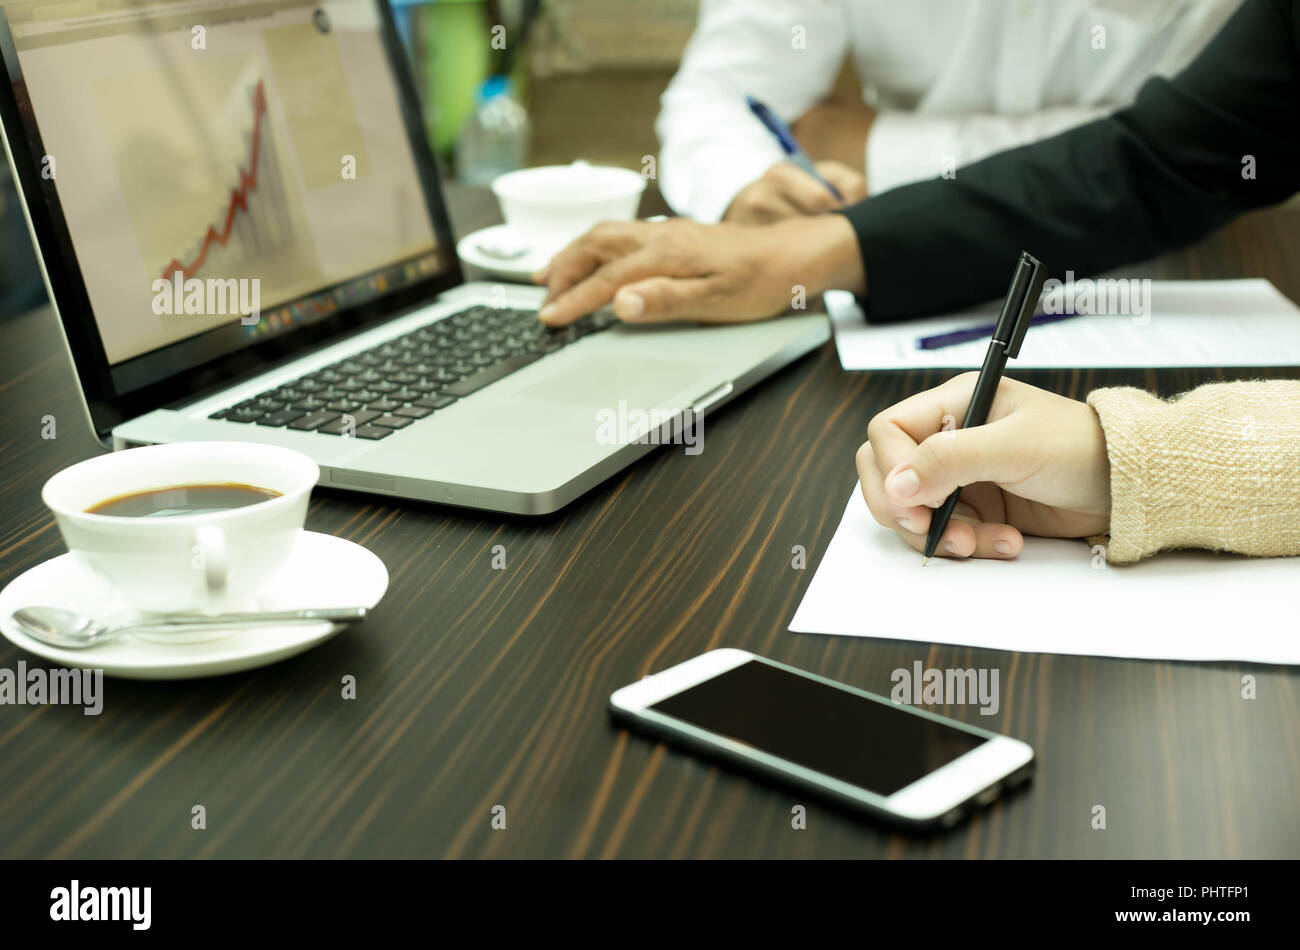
[456,75,529,186]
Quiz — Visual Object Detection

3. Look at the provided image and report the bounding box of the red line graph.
[160,79,268,281]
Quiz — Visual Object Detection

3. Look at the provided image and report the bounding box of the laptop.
[0,0,828,515]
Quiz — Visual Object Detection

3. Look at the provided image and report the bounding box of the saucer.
[456,224,563,281]
[0,531,388,679]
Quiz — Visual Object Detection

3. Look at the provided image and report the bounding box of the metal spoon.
[11,605,368,650]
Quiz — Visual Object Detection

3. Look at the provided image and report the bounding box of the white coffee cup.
[491,161,646,257]
[42,442,319,614]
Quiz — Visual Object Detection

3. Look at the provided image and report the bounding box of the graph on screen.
[159,79,298,283]
[21,2,439,365]
[95,57,323,316]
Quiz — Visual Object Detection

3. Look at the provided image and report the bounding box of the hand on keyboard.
[211,305,616,438]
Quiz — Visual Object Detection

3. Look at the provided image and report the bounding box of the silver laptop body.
[0,0,828,514]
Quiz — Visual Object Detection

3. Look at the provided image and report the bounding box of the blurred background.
[0,0,708,322]
[0,0,869,319]
[409,0,696,171]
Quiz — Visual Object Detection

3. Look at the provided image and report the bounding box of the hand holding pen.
[746,95,845,200]
[921,253,1047,564]
[725,96,866,224]
[853,253,1114,562]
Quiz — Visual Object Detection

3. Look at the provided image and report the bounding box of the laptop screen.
[0,0,454,399]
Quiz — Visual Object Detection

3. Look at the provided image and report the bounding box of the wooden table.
[1,187,1297,859]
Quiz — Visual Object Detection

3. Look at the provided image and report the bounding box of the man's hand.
[533,215,865,327]
[856,375,1112,559]
[722,160,866,225]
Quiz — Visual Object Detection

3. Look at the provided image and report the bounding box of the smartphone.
[609,649,1034,830]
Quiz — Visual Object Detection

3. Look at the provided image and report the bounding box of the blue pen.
[745,95,844,201]
[915,311,1082,350]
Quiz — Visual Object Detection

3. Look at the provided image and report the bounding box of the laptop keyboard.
[209,305,614,439]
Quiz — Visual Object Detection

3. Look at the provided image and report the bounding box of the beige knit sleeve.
[1085,381,1300,563]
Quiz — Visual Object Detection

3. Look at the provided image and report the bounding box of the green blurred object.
[419,1,489,157]
[408,0,531,166]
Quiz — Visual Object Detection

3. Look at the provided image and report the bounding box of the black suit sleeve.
[841,0,1300,321]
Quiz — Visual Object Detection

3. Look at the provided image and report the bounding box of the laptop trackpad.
[510,353,717,410]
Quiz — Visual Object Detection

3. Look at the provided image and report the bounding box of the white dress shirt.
[657,0,1243,222]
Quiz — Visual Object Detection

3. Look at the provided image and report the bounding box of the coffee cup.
[491,161,646,258]
[41,442,319,614]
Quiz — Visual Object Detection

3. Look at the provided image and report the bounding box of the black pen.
[922,251,1047,565]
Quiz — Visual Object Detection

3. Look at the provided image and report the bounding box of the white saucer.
[0,531,388,679]
[456,224,563,281]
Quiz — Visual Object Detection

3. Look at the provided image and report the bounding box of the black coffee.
[87,483,281,518]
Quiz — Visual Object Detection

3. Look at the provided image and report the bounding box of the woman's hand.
[856,375,1112,559]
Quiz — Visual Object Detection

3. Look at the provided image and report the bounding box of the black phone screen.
[649,659,987,796]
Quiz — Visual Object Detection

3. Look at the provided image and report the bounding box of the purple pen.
[915,311,1083,350]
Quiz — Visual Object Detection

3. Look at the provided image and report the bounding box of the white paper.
[789,484,1300,664]
[826,279,1300,370]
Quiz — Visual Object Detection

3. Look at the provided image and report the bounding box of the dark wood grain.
[0,191,1297,858]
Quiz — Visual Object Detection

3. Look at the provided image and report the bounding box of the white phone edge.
[608,648,1035,829]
